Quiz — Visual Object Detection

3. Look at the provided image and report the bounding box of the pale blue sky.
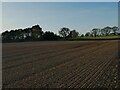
[2,2,118,34]
[1,0,119,2]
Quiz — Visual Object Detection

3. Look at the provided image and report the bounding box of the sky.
[1,0,120,2]
[2,2,118,34]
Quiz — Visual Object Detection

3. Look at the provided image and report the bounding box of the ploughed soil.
[2,40,120,88]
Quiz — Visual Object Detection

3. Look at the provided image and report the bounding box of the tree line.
[1,25,80,42]
[2,25,60,42]
[58,26,120,39]
[85,26,119,37]
[1,25,119,42]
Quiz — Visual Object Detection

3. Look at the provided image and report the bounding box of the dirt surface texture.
[2,40,120,88]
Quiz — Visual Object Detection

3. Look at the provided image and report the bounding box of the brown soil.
[2,40,119,88]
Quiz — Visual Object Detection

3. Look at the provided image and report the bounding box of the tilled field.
[2,40,119,88]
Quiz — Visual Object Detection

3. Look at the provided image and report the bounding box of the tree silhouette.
[103,26,111,36]
[85,32,91,37]
[1,25,119,43]
[81,34,84,37]
[2,31,10,42]
[1,24,62,42]
[31,25,43,40]
[59,27,70,39]
[112,26,119,35]
[24,28,32,41]
[69,30,79,38]
[91,28,99,37]
[43,31,60,40]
